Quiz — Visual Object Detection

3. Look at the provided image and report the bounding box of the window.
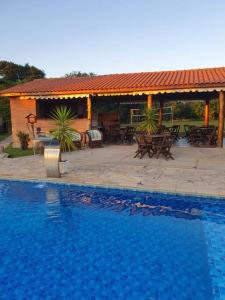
[36,99,87,119]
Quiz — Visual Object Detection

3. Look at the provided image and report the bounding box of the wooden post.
[204,99,210,126]
[217,91,225,147]
[147,94,153,110]
[158,99,163,126]
[87,95,92,129]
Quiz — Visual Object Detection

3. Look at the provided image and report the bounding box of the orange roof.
[1,67,225,96]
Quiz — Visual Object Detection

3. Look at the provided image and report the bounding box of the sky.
[1,0,225,78]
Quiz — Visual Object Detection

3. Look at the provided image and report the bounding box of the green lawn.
[128,119,220,132]
[5,145,33,158]
[162,119,220,132]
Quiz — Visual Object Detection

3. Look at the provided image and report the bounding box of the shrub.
[17,131,29,150]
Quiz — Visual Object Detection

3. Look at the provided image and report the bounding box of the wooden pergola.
[146,91,225,146]
[86,90,225,146]
[1,67,225,147]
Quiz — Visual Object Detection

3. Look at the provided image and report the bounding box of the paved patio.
[1,144,225,196]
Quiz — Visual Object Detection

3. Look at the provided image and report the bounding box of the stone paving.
[0,144,225,196]
[0,135,11,158]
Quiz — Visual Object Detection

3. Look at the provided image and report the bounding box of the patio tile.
[1,145,225,197]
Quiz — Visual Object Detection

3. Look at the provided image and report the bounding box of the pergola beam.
[217,91,225,147]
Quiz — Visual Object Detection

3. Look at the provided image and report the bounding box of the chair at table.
[183,125,195,141]
[204,126,217,146]
[119,127,127,144]
[151,135,166,158]
[143,134,155,158]
[109,125,121,144]
[189,127,202,145]
[150,133,174,159]
[125,126,135,144]
[168,125,180,141]
[160,135,174,160]
[134,133,148,158]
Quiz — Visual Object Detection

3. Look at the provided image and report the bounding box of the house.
[0,67,225,147]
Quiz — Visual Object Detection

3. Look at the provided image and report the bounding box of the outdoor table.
[189,126,217,146]
[144,133,169,158]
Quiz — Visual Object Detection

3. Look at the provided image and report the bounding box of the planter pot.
[59,160,68,174]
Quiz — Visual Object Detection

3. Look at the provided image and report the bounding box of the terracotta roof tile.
[1,67,225,96]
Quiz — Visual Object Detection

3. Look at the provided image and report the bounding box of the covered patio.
[89,91,222,148]
[1,67,225,147]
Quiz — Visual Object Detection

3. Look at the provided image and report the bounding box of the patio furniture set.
[33,129,103,154]
[97,125,136,145]
[134,132,175,160]
[33,124,218,159]
[184,125,217,146]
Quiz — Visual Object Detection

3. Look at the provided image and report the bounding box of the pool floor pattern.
[0,180,225,299]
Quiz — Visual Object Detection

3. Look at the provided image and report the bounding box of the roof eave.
[1,84,224,98]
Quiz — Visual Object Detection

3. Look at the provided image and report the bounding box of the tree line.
[172,101,218,120]
[0,61,45,130]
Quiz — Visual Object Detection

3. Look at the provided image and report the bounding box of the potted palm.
[50,106,77,174]
[137,108,157,134]
[50,106,76,152]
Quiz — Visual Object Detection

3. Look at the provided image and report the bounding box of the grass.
[0,133,10,142]
[129,119,220,132]
[5,145,33,158]
[163,119,219,128]
[162,119,222,133]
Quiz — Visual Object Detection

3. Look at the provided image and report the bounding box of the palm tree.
[50,106,76,152]
[137,108,157,134]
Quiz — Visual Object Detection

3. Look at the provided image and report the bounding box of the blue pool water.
[0,180,225,300]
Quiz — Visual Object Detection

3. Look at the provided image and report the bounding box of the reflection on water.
[46,188,60,219]
[62,190,205,221]
[46,188,59,203]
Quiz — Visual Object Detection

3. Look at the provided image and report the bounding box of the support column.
[204,99,210,126]
[217,91,225,147]
[87,95,92,129]
[147,94,153,110]
[158,99,163,127]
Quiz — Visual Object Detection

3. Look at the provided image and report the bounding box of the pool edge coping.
[0,175,225,200]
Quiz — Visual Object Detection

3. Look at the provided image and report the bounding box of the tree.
[0,61,45,82]
[65,71,96,78]
[209,100,219,120]
[192,102,204,120]
[0,61,45,132]
[173,102,196,120]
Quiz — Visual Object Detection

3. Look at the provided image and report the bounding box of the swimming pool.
[0,179,225,300]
